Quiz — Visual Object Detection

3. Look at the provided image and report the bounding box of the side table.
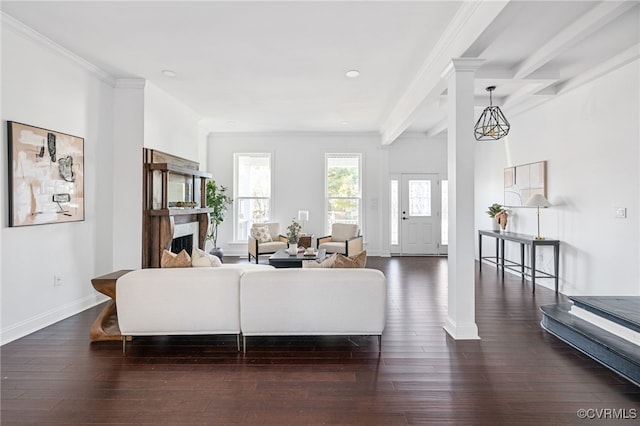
[90,270,132,342]
[297,234,314,248]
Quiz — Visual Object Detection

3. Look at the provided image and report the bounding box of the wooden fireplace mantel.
[142,149,213,268]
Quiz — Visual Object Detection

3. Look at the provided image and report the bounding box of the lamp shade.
[525,194,551,208]
[297,210,309,221]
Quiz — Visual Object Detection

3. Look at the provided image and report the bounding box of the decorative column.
[113,78,145,269]
[442,58,484,340]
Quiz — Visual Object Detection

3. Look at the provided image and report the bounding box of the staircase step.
[570,296,640,333]
[540,302,640,386]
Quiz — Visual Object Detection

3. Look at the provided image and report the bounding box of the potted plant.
[205,180,233,260]
[286,219,302,255]
[486,203,506,231]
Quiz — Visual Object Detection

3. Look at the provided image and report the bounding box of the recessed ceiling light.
[345,70,360,78]
[162,70,177,78]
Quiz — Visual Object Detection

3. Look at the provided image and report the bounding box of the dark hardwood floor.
[2,257,639,425]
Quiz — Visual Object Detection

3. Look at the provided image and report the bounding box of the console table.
[478,230,559,294]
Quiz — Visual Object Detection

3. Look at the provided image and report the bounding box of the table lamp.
[297,210,309,233]
[525,194,551,240]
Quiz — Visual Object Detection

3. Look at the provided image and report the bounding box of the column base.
[443,318,481,340]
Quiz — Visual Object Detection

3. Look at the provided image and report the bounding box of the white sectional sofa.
[240,268,386,352]
[116,266,249,352]
[115,264,386,354]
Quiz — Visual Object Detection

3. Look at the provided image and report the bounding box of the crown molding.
[114,78,146,90]
[1,11,116,86]
[441,58,486,79]
[207,130,381,139]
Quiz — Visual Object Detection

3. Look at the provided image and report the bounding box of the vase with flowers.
[486,203,508,232]
[286,219,302,255]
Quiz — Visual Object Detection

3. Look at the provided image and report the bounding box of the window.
[234,153,271,241]
[326,154,361,233]
[441,180,448,246]
[408,180,432,216]
[390,179,399,245]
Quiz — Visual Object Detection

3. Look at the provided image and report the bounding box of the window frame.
[233,152,273,242]
[324,153,362,235]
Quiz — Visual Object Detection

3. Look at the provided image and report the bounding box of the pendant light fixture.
[474,86,510,141]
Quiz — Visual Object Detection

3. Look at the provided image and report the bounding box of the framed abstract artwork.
[504,160,546,207]
[7,121,85,227]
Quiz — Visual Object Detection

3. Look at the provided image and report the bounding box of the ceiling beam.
[556,42,640,95]
[379,0,510,145]
[505,42,640,118]
[502,80,558,109]
[512,1,636,80]
[427,41,640,135]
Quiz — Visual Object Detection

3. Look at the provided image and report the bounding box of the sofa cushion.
[191,247,223,267]
[117,267,243,336]
[219,264,276,272]
[250,225,272,243]
[240,268,387,336]
[333,251,367,268]
[331,223,358,242]
[161,249,192,268]
[257,241,287,254]
[317,241,347,255]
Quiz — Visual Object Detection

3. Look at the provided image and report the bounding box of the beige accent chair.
[248,222,288,264]
[317,223,363,256]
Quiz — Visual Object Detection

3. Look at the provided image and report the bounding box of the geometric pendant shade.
[474,86,510,141]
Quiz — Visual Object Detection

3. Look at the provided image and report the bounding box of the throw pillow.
[161,249,192,268]
[191,247,223,267]
[302,253,338,268]
[333,250,367,268]
[251,225,272,243]
[302,260,322,268]
[350,250,367,268]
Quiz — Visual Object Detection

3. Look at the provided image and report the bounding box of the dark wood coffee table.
[269,249,326,268]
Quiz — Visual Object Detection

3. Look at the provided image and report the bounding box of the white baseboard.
[443,318,481,340]
[0,294,108,346]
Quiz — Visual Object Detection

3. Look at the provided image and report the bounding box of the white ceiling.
[2,1,638,142]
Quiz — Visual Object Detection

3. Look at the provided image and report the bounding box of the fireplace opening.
[171,234,193,256]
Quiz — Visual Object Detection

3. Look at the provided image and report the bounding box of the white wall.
[207,132,449,257]
[475,59,640,296]
[1,20,115,343]
[110,81,205,271]
[144,82,202,164]
[208,133,384,255]
[389,133,447,175]
[0,18,205,344]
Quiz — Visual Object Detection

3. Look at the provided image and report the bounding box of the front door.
[400,174,440,255]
